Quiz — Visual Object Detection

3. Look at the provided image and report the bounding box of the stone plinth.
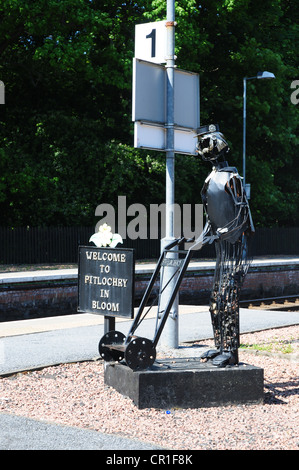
[104,357,264,409]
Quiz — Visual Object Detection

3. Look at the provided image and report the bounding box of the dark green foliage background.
[0,0,297,228]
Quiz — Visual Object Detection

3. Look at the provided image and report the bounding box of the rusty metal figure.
[195,124,255,367]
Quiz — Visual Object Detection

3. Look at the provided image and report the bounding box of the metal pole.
[104,316,115,334]
[243,77,247,189]
[159,0,178,349]
[166,0,175,236]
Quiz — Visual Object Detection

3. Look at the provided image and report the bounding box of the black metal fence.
[0,226,298,264]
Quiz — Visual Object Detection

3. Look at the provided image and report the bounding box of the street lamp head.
[256,71,276,79]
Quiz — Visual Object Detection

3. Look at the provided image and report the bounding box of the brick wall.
[0,285,77,321]
[0,264,298,321]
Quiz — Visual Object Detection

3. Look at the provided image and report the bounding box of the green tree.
[0,0,146,225]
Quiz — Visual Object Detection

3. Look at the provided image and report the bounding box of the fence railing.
[0,226,298,264]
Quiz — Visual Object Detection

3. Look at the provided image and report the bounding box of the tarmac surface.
[1,305,299,376]
[0,262,298,450]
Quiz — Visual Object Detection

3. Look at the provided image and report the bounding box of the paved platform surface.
[0,412,164,450]
[1,304,299,375]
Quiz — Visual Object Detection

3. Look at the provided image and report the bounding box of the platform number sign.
[135,21,167,64]
[146,28,156,58]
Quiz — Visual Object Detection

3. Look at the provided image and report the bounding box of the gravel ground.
[0,325,298,451]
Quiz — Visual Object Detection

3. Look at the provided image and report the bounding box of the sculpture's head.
[196,124,229,161]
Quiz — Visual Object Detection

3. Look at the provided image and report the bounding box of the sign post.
[161,1,178,348]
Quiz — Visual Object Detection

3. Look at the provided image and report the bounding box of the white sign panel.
[174,70,200,130]
[135,21,167,64]
[132,59,166,124]
[134,122,198,155]
[174,128,198,155]
[132,59,200,130]
[134,122,165,150]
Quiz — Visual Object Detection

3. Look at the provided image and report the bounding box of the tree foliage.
[0,0,297,228]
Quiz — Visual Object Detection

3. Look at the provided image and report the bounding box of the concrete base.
[104,357,264,409]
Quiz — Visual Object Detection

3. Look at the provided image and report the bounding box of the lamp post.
[243,71,275,198]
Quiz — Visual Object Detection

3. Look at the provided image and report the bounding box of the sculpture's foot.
[201,349,220,360]
[212,351,238,367]
[201,349,239,367]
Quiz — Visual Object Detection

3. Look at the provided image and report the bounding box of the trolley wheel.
[125,337,156,371]
[98,330,126,362]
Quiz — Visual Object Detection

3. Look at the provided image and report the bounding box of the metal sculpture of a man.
[195,124,254,367]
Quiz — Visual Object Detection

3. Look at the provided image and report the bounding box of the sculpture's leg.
[202,235,250,366]
[201,240,223,360]
[209,240,222,349]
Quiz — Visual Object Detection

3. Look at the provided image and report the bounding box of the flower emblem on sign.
[89,223,123,248]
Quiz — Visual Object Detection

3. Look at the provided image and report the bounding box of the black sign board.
[78,246,134,319]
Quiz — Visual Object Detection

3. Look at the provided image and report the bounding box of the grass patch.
[240,340,295,355]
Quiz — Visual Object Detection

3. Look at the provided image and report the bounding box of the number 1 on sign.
[146,29,156,58]
[135,21,166,64]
